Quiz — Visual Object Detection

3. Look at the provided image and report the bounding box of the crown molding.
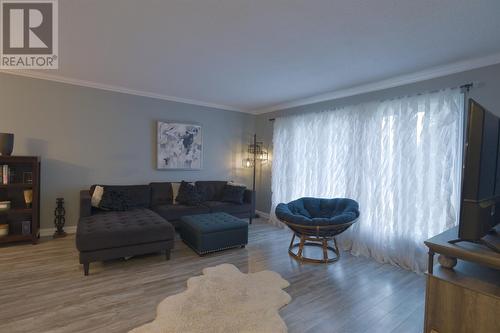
[2,52,500,115]
[0,69,248,113]
[253,52,500,114]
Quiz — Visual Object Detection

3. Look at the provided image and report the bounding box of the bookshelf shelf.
[0,156,40,245]
[0,184,33,189]
[0,234,32,244]
[0,208,33,214]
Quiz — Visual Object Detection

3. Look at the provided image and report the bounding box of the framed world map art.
[157,121,203,170]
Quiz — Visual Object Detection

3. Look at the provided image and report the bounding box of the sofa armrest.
[80,190,92,219]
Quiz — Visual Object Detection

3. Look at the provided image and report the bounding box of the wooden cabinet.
[424,227,500,333]
[425,262,500,333]
[0,156,40,244]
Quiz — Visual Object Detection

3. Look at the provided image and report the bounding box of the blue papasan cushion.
[275,197,360,226]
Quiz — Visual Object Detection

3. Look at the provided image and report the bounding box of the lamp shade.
[257,150,268,162]
[242,158,254,168]
[248,142,263,154]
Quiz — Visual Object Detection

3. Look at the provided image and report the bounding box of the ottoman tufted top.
[76,208,174,252]
[181,212,248,234]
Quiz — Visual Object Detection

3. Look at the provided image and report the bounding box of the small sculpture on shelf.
[53,197,66,238]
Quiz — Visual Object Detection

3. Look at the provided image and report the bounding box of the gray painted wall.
[0,73,255,231]
[255,63,500,213]
[3,63,500,227]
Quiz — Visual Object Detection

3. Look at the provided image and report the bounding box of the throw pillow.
[150,182,174,206]
[228,181,247,187]
[221,184,246,204]
[172,182,181,205]
[99,189,130,211]
[91,185,104,208]
[176,181,202,206]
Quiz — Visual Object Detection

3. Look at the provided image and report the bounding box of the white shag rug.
[129,264,291,333]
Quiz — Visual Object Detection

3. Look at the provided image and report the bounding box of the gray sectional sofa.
[76,181,254,275]
[149,181,254,227]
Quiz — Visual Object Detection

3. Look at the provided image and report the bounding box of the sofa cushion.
[202,201,252,215]
[195,181,227,201]
[176,181,203,206]
[275,197,360,226]
[76,208,174,252]
[150,182,173,206]
[152,204,210,221]
[90,185,151,209]
[99,189,131,211]
[221,184,246,204]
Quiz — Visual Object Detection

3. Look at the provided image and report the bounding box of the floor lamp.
[243,134,268,222]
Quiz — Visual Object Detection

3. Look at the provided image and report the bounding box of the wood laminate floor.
[0,219,425,333]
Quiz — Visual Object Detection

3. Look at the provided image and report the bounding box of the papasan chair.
[275,197,360,263]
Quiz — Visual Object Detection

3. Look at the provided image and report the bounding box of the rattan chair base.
[287,234,340,264]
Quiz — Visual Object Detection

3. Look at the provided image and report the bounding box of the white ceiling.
[9,0,500,113]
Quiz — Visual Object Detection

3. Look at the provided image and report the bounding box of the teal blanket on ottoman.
[180,212,248,255]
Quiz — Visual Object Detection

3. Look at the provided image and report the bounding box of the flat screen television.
[456,99,500,251]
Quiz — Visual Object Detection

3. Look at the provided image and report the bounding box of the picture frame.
[157,121,203,170]
[23,171,33,184]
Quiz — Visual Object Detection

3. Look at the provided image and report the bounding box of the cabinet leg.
[428,250,434,274]
[165,250,171,260]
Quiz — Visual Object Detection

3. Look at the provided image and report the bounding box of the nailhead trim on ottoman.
[180,212,248,255]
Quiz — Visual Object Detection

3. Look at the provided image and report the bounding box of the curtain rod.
[268,82,475,122]
[460,83,473,92]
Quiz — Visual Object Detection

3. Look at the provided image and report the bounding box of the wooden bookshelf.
[0,156,40,245]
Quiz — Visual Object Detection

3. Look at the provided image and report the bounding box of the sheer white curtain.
[271,89,464,272]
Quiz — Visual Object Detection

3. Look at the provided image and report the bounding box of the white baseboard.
[39,226,77,237]
[255,210,270,220]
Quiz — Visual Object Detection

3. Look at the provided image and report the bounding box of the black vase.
[0,133,14,156]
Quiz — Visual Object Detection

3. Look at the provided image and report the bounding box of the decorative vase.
[438,254,457,269]
[53,198,67,238]
[0,133,14,156]
[23,190,33,208]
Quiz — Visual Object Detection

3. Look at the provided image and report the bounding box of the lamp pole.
[252,134,257,193]
[251,134,258,223]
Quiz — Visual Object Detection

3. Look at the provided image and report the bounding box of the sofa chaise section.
[76,188,175,276]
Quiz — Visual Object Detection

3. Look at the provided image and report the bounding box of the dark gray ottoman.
[180,212,248,255]
[76,208,175,275]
